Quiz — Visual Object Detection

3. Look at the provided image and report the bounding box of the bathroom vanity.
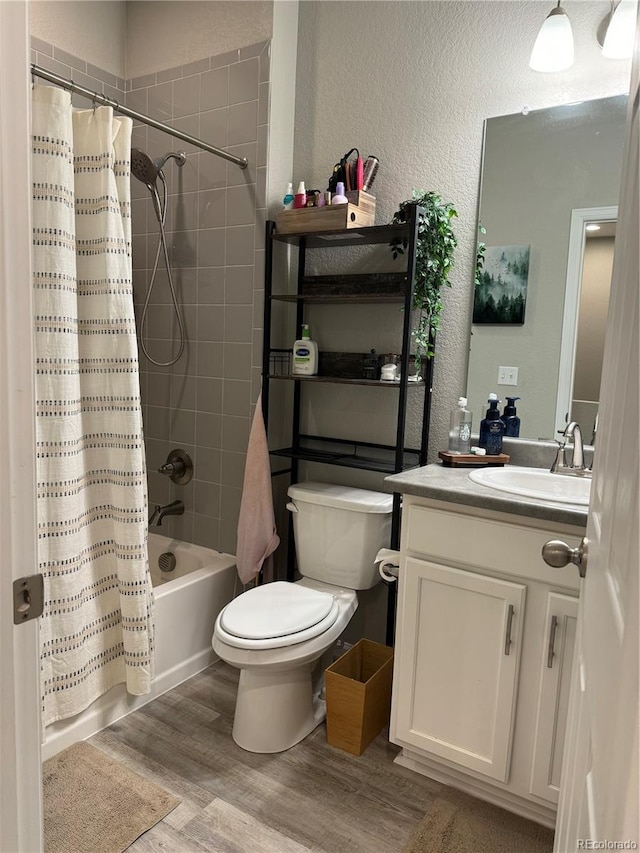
[385,464,587,828]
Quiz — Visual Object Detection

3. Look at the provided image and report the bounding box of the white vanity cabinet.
[390,495,583,827]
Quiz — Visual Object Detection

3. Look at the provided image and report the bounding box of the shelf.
[269,435,421,474]
[269,374,425,388]
[271,272,408,304]
[272,222,409,249]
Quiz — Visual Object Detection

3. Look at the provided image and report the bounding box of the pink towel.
[236,394,280,584]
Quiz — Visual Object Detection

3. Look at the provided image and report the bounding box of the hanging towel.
[236,394,280,584]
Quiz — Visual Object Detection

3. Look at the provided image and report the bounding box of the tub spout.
[149,500,184,527]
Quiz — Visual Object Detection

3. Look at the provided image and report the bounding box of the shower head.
[131,148,187,188]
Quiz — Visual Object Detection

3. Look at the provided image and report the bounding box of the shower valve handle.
[157,449,193,485]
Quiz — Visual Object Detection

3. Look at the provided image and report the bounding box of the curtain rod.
[31,64,249,170]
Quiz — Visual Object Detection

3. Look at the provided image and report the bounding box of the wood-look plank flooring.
[90,661,444,852]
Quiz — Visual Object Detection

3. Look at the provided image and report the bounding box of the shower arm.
[31,63,248,170]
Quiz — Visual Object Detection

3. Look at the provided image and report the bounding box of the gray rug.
[43,741,179,853]
[404,789,554,853]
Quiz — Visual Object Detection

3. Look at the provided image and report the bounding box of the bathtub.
[147,532,237,680]
[43,533,237,759]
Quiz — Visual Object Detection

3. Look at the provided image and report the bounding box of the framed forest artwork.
[473,244,529,324]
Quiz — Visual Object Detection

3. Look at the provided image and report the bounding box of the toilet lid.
[219,581,339,645]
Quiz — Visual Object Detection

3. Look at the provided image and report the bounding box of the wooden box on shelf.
[275,192,376,235]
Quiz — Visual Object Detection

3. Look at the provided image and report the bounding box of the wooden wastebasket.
[325,639,394,756]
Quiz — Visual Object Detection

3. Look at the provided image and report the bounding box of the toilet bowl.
[212,482,393,753]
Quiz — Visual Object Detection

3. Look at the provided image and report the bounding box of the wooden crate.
[325,638,394,756]
[275,192,376,235]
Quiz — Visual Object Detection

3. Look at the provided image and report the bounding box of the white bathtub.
[43,533,237,759]
[147,533,237,679]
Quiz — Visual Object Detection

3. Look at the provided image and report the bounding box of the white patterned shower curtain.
[32,85,153,726]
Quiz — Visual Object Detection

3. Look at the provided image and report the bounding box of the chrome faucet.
[550,422,591,477]
[149,500,184,527]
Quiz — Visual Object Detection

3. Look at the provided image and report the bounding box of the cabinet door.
[394,557,526,782]
[529,592,578,804]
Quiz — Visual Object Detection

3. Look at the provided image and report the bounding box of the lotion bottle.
[332,181,348,204]
[448,397,472,454]
[479,393,505,455]
[292,324,318,375]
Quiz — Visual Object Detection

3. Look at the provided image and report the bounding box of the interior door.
[554,19,639,850]
[0,3,44,851]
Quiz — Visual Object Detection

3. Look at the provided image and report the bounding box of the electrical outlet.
[498,366,519,386]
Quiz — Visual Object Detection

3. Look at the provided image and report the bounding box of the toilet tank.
[286,482,393,590]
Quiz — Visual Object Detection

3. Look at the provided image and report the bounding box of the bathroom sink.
[468,466,591,505]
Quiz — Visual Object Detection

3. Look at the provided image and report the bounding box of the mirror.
[467,95,627,441]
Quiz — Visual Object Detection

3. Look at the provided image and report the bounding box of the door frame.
[0,2,43,851]
[555,205,618,435]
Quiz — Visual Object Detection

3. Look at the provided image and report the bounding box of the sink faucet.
[149,500,184,527]
[550,422,591,477]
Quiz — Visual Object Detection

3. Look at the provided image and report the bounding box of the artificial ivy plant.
[389,189,458,366]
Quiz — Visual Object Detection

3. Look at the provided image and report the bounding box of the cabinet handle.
[504,604,515,655]
[547,615,559,668]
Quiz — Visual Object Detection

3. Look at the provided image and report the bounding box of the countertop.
[385,463,588,528]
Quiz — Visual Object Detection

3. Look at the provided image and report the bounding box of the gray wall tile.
[229,58,259,105]
[129,42,270,553]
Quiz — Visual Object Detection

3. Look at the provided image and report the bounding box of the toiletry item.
[324,191,332,206]
[470,446,486,456]
[362,156,379,192]
[448,396,472,454]
[292,324,318,375]
[293,181,306,209]
[356,156,364,190]
[332,181,348,204]
[501,396,521,437]
[479,393,505,455]
[282,182,294,210]
[363,349,379,380]
[380,364,397,381]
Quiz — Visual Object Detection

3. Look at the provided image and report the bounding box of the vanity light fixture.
[530,1,574,72]
[598,0,636,59]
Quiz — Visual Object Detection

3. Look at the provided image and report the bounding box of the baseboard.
[42,649,218,761]
[394,749,557,830]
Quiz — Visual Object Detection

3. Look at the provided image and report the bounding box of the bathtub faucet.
[149,500,184,527]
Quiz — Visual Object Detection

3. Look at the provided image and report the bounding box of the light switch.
[498,366,519,386]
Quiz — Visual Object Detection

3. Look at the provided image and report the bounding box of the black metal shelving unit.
[262,206,434,644]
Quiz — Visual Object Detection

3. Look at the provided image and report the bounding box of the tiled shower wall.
[128,43,269,554]
[31,38,270,555]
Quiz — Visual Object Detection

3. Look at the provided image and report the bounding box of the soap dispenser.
[448,397,472,454]
[479,393,505,455]
[501,397,521,438]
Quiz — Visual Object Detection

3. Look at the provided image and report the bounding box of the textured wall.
[30,1,126,77]
[125,1,273,80]
[293,1,631,460]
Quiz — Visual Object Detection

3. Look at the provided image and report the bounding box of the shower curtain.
[32,85,153,726]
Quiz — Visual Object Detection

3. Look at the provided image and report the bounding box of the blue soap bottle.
[501,396,521,438]
[479,393,505,455]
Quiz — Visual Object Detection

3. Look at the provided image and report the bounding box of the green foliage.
[475,223,486,288]
[389,189,458,363]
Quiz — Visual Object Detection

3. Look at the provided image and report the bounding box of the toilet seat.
[216,581,340,650]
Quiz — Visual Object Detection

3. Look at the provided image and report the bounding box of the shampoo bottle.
[292,324,318,375]
[479,393,505,455]
[448,396,472,454]
[501,396,521,438]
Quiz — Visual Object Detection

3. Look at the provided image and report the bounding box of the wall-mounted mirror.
[467,94,627,441]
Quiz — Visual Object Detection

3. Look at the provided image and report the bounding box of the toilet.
[212,481,393,753]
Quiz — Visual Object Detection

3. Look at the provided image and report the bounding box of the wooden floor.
[90,661,444,853]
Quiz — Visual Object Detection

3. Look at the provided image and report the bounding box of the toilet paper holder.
[375,548,400,583]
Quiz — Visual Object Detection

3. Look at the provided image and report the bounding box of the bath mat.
[43,741,179,853]
[403,789,554,853]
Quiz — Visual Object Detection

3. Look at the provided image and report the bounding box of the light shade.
[530,4,575,72]
[602,0,636,59]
